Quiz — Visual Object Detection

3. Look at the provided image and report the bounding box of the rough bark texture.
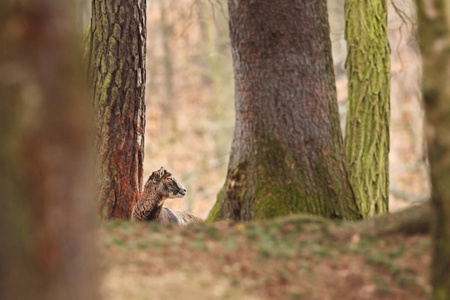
[417,0,450,298]
[207,0,361,222]
[344,0,391,218]
[90,0,146,219]
[0,1,98,299]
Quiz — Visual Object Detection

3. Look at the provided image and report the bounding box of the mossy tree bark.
[207,0,361,222]
[90,0,147,219]
[417,0,450,298]
[344,0,391,218]
[0,1,98,299]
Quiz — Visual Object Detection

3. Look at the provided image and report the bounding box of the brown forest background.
[82,0,429,219]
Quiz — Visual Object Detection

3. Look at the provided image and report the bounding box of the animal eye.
[168,177,173,181]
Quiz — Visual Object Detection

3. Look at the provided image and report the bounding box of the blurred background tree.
[90,0,147,219]
[0,0,98,299]
[417,0,450,298]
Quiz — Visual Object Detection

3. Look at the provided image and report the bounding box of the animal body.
[132,167,202,225]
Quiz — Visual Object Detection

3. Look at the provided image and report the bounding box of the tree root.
[213,203,431,241]
[332,203,430,240]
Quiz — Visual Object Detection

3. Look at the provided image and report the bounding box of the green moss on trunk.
[206,188,226,223]
[208,136,361,222]
[344,0,391,218]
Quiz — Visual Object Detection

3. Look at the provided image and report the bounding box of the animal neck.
[132,186,166,221]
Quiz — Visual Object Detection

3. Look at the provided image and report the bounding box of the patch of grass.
[205,226,220,239]
[148,222,163,233]
[302,236,321,245]
[288,289,303,300]
[306,224,322,233]
[276,268,289,284]
[152,239,162,247]
[385,246,406,259]
[111,235,126,247]
[192,238,208,250]
[257,246,271,258]
[246,230,259,242]
[311,245,331,257]
[368,253,400,275]
[105,219,128,228]
[346,236,375,255]
[126,241,138,250]
[373,275,391,295]
[397,272,417,288]
[417,237,430,249]
[224,239,236,251]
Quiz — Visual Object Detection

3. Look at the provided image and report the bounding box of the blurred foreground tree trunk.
[90,0,147,219]
[344,0,391,217]
[417,0,450,298]
[207,0,361,222]
[0,1,98,300]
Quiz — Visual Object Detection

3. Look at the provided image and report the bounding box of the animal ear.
[149,167,165,183]
[149,171,157,183]
[158,166,165,178]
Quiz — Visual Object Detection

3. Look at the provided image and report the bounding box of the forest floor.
[101,209,430,300]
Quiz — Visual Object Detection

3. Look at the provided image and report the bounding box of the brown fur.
[132,167,202,225]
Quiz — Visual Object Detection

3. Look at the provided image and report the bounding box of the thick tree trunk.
[0,1,98,299]
[417,0,450,298]
[91,0,147,219]
[207,0,361,222]
[344,0,391,217]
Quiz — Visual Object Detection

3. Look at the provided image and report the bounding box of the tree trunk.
[207,0,361,222]
[90,0,147,219]
[417,0,450,298]
[0,1,98,300]
[344,0,391,217]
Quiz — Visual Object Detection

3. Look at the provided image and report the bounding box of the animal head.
[147,167,187,199]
